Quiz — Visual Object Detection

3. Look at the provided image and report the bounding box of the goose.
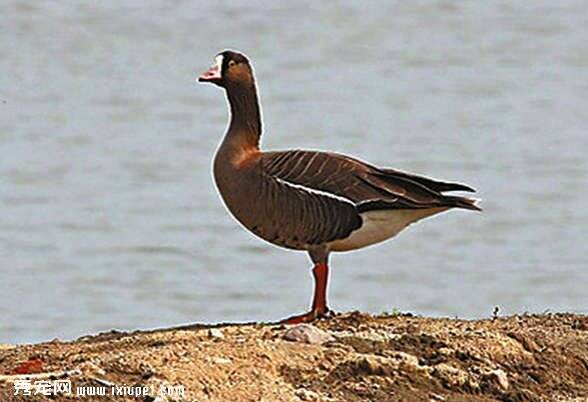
[198,50,480,324]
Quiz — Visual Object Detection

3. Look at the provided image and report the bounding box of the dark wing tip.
[374,170,477,194]
[356,196,482,213]
[447,182,477,193]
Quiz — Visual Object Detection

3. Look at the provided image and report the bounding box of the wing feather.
[262,150,480,212]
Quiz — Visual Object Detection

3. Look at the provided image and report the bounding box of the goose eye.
[228,60,236,68]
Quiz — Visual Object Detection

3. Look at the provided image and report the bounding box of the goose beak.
[198,65,220,82]
[198,55,223,83]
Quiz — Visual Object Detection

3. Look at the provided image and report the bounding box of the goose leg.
[282,249,331,324]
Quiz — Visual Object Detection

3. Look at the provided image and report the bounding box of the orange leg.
[282,263,330,324]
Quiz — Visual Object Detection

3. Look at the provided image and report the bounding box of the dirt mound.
[1,312,588,401]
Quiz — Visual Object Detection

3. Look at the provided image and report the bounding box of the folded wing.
[261,150,480,212]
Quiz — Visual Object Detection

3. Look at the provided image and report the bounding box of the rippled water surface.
[1,1,587,343]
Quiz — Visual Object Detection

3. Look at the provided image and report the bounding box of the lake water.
[1,1,587,344]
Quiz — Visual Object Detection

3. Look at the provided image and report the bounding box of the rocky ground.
[1,312,588,402]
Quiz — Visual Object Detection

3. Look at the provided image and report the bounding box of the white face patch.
[199,54,224,81]
[214,54,224,76]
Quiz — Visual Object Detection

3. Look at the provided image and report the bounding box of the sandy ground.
[1,312,588,402]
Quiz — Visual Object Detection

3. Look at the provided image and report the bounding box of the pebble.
[208,328,224,339]
[437,347,454,356]
[484,369,509,390]
[432,363,469,387]
[212,357,232,365]
[295,388,319,401]
[283,324,334,344]
[387,351,420,368]
[358,355,393,375]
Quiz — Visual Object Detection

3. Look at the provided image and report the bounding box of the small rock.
[387,351,420,368]
[295,388,319,401]
[432,363,469,387]
[507,331,540,353]
[357,355,391,375]
[211,357,232,364]
[141,363,157,379]
[437,347,454,356]
[484,369,509,390]
[352,381,370,395]
[260,352,272,361]
[283,324,334,344]
[572,319,588,330]
[208,328,224,339]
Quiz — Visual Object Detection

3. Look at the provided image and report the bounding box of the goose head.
[198,50,254,89]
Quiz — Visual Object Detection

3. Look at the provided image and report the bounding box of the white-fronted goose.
[198,50,480,324]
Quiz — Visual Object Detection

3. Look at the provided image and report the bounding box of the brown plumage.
[198,50,480,323]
